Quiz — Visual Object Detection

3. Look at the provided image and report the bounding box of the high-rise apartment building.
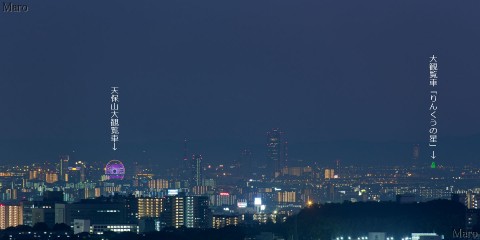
[162,195,211,229]
[148,179,169,190]
[138,197,163,219]
[191,155,203,186]
[0,204,22,230]
[277,191,296,203]
[325,169,335,180]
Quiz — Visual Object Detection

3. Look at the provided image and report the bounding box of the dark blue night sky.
[1,0,479,167]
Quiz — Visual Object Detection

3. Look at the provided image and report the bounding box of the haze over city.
[1,0,480,168]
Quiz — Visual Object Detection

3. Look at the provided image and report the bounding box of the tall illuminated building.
[68,161,87,183]
[163,195,184,228]
[59,155,69,182]
[324,169,335,180]
[467,192,478,209]
[180,138,190,181]
[5,189,17,200]
[191,155,203,186]
[267,128,288,178]
[183,138,189,168]
[277,191,296,203]
[29,170,37,180]
[138,197,164,218]
[45,173,58,183]
[0,204,22,230]
[148,179,169,190]
[162,195,211,229]
[77,161,87,182]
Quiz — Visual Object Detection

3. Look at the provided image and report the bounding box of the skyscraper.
[183,138,189,170]
[68,161,86,183]
[267,128,288,178]
[59,155,69,182]
[180,138,190,181]
[192,154,203,186]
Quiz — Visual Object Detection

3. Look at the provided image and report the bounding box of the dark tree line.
[282,200,466,240]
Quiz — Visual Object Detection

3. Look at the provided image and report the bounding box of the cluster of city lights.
[335,236,397,240]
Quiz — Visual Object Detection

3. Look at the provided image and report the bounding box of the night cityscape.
[1,1,480,240]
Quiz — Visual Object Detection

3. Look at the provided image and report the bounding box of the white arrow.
[431,150,436,159]
[113,142,117,151]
